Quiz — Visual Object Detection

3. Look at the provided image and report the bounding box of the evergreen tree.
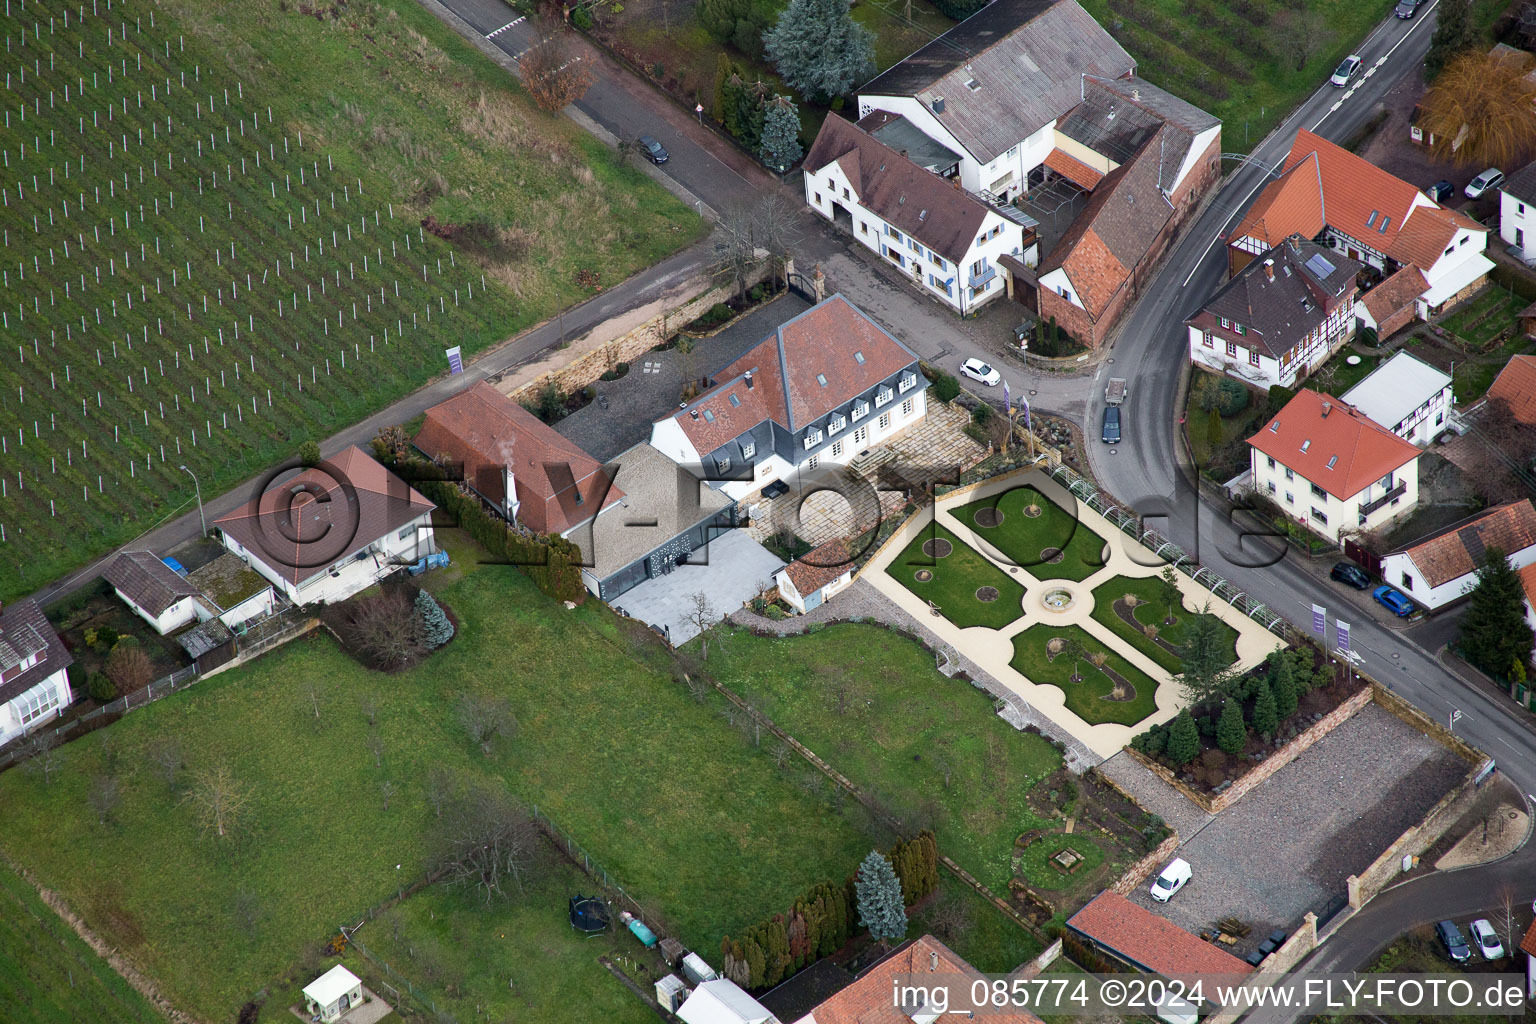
[1250,678,1279,738]
[762,0,875,102]
[1425,0,1475,78]
[1167,709,1200,766]
[415,590,455,649]
[742,932,767,988]
[1458,548,1535,679]
[763,915,791,986]
[854,850,907,944]
[711,53,733,123]
[1206,406,1223,447]
[1271,654,1299,719]
[1216,695,1248,755]
[760,95,803,173]
[1177,608,1236,707]
[298,440,322,467]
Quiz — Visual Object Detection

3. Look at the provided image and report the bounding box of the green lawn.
[1013,835,1106,892]
[0,568,875,1021]
[0,859,164,1024]
[0,0,702,601]
[1089,576,1240,674]
[1308,346,1382,396]
[952,487,1112,583]
[885,523,1027,630]
[700,623,1061,892]
[908,873,1043,973]
[1010,625,1162,726]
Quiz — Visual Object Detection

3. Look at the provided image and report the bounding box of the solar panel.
[1304,253,1336,279]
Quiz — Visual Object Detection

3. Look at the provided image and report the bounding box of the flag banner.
[1336,620,1350,653]
[1311,603,1326,635]
[1003,380,1011,415]
[1023,397,1031,430]
[445,346,464,375]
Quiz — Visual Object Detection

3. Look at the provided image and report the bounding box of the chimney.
[689,409,700,420]
[932,96,945,114]
[929,950,939,971]
[745,371,755,390]
[1263,259,1274,281]
[1321,401,1332,418]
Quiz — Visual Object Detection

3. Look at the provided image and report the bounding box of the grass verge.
[885,522,1027,630]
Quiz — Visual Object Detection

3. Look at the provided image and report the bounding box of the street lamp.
[179,465,207,538]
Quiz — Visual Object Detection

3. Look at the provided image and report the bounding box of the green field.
[0,0,701,599]
[700,623,1061,893]
[1010,624,1161,726]
[0,566,878,1021]
[952,486,1111,583]
[885,522,1028,629]
[1089,575,1239,674]
[0,859,163,1024]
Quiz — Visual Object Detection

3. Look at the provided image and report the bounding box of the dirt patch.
[921,538,953,559]
[1435,803,1528,869]
[1023,504,1043,518]
[1040,547,1065,564]
[973,506,1004,528]
[975,586,1000,603]
[914,569,933,583]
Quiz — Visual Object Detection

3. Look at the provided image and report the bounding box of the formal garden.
[884,523,1028,630]
[1090,572,1240,675]
[1008,626,1161,727]
[950,486,1111,583]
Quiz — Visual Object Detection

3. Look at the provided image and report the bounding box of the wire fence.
[345,934,442,1019]
[529,804,654,930]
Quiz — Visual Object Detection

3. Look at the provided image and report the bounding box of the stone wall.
[1108,831,1181,897]
[1257,911,1318,974]
[1122,686,1374,814]
[503,259,778,404]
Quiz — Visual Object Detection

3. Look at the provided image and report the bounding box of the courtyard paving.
[611,528,785,645]
[1125,703,1468,955]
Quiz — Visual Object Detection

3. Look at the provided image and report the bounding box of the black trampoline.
[569,894,610,935]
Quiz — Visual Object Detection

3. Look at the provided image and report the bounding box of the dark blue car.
[1373,585,1414,617]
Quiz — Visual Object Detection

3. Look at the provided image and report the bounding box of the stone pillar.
[1303,911,1318,949]
[812,263,826,303]
[1346,874,1362,909]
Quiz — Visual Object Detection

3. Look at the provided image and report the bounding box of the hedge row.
[417,480,586,604]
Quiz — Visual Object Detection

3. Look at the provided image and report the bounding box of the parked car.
[1101,405,1122,444]
[638,135,669,165]
[1373,585,1415,617]
[1465,168,1505,199]
[1436,920,1472,963]
[1469,919,1505,959]
[1426,180,1456,203]
[1149,858,1192,903]
[1330,562,1371,589]
[1330,55,1362,87]
[1394,0,1421,17]
[961,357,1001,386]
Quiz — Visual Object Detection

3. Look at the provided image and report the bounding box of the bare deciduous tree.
[342,590,422,669]
[457,693,517,755]
[380,780,397,812]
[23,729,64,784]
[715,194,803,299]
[925,889,972,942]
[105,644,154,694]
[1420,50,1536,168]
[146,735,183,793]
[521,34,595,113]
[425,765,457,819]
[435,785,541,903]
[1268,9,1332,72]
[87,774,120,825]
[687,592,717,660]
[185,764,253,839]
[366,731,385,768]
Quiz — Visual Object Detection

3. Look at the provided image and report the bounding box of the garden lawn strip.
[1088,575,1239,674]
[885,523,1027,630]
[1009,624,1161,726]
[907,872,1044,973]
[951,486,1111,583]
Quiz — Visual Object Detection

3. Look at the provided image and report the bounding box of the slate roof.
[1248,390,1421,500]
[1060,76,1218,191]
[1391,499,1536,588]
[1503,160,1536,207]
[1487,353,1536,424]
[103,550,202,617]
[803,934,1044,1024]
[665,296,920,455]
[0,597,73,706]
[1193,236,1362,359]
[1340,351,1452,432]
[807,114,993,264]
[859,0,1135,164]
[1067,891,1253,977]
[414,382,622,536]
[214,446,436,586]
[1359,265,1429,324]
[781,538,854,597]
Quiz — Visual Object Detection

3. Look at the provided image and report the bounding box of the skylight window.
[702,409,715,422]
[966,78,980,91]
[1366,210,1379,228]
[1300,439,1311,453]
[1326,455,1338,469]
[854,351,865,364]
[729,394,741,407]
[816,373,828,387]
[1378,216,1391,234]
[1269,421,1279,433]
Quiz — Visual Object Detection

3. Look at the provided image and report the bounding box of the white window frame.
[851,400,870,421]
[716,455,731,474]
[828,414,846,435]
[803,428,823,449]
[901,397,914,417]
[898,372,917,394]
[18,682,59,725]
[875,387,893,408]
[740,440,755,460]
[878,411,891,431]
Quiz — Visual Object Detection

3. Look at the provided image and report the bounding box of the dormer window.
[828,414,846,435]
[875,386,894,407]
[965,78,980,91]
[804,428,823,449]
[898,371,917,393]
[716,455,731,474]
[740,439,755,460]
[851,399,870,421]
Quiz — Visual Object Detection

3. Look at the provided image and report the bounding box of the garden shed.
[302,964,364,1023]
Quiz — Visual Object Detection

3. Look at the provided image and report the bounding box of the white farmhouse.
[1341,351,1455,446]
[803,112,1035,315]
[1247,390,1421,544]
[0,598,74,747]
[214,445,436,606]
[1500,161,1536,264]
[1380,499,1536,612]
[649,295,928,505]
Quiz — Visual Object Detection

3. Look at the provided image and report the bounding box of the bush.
[765,605,786,620]
[298,440,322,467]
[1195,374,1250,416]
[570,5,593,28]
[531,381,564,424]
[972,402,993,426]
[924,366,961,403]
[85,626,119,652]
[86,671,117,703]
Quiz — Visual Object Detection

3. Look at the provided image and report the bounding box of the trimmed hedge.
[417,480,586,605]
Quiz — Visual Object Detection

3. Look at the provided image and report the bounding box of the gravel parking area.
[1128,703,1467,951]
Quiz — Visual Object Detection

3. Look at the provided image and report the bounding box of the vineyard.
[0,0,701,599]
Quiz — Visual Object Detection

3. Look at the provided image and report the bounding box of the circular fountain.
[1039,586,1076,614]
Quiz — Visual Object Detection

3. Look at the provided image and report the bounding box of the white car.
[1465,168,1505,199]
[1149,857,1191,902]
[1469,919,1504,959]
[961,358,1001,387]
[1330,54,1362,87]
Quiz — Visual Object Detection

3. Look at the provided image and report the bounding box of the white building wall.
[115,590,201,636]
[1171,124,1221,194]
[1189,326,1283,389]
[221,512,435,606]
[218,586,277,631]
[1501,190,1536,261]
[0,668,72,746]
[1422,227,1490,287]
[856,96,981,188]
[1038,268,1083,310]
[649,417,702,469]
[1249,449,1419,543]
[1384,541,1536,611]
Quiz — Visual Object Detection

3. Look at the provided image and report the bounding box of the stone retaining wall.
[1108,832,1181,897]
[1122,685,1373,814]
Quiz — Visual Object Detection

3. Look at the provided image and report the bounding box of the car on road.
[638,135,670,165]
[1469,919,1505,959]
[1149,858,1191,902]
[1465,168,1505,199]
[1437,920,1472,962]
[961,358,1001,387]
[1394,0,1421,17]
[1101,405,1121,444]
[1373,585,1415,617]
[1330,562,1371,589]
[1426,180,1456,203]
[1330,55,1362,87]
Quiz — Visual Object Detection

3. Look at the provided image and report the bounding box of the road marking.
[1311,0,1439,131]
[486,16,524,37]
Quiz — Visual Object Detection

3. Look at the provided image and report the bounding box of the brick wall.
[1038,287,1099,348]
[1109,831,1181,896]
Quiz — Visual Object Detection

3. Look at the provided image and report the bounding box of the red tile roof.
[1043,147,1105,189]
[1247,390,1421,500]
[1393,500,1536,587]
[214,446,435,586]
[669,296,919,455]
[1229,157,1325,251]
[801,934,1043,1024]
[1282,130,1426,253]
[414,382,621,536]
[1521,917,1536,958]
[1487,353,1536,425]
[1067,892,1253,978]
[782,538,854,597]
[1359,266,1428,323]
[1520,562,1536,614]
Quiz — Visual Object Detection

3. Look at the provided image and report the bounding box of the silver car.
[1465,168,1505,199]
[1469,919,1504,959]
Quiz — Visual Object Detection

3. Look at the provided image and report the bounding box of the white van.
[1149,857,1191,902]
